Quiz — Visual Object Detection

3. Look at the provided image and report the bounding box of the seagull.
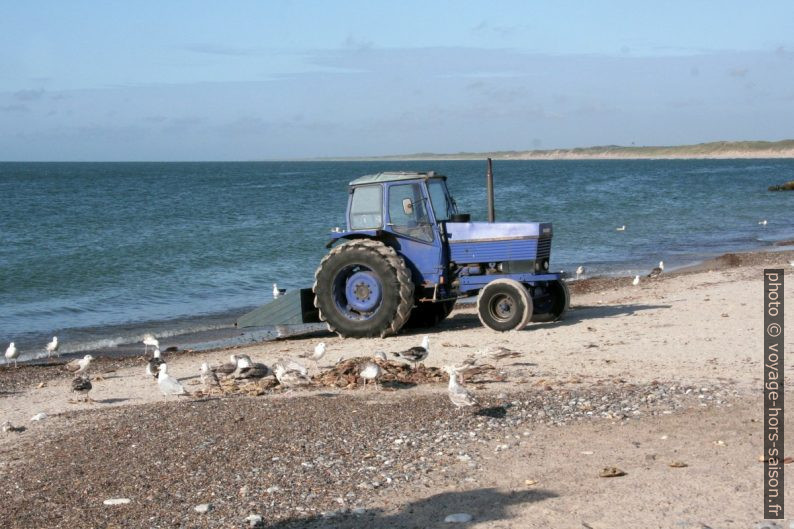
[300,342,326,371]
[232,355,272,379]
[1,421,25,433]
[5,342,19,368]
[272,283,286,299]
[392,335,430,369]
[789,260,794,268]
[273,358,311,387]
[575,266,585,279]
[373,351,388,362]
[759,220,768,226]
[478,346,523,366]
[45,336,59,358]
[359,361,382,389]
[142,334,159,354]
[200,362,220,392]
[157,363,189,397]
[71,374,92,402]
[212,354,239,375]
[648,260,664,278]
[616,225,626,232]
[146,347,164,379]
[64,354,94,375]
[632,275,640,286]
[443,365,477,410]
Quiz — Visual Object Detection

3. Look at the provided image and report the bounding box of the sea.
[1,159,793,362]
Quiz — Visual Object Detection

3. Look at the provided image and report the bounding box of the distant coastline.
[321,139,794,161]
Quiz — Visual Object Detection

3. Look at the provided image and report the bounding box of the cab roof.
[349,171,446,186]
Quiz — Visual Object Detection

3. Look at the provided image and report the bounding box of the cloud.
[342,35,373,51]
[0,104,29,113]
[728,67,749,78]
[184,43,261,56]
[14,89,45,101]
[470,21,530,38]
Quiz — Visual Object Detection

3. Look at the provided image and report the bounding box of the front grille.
[537,237,551,259]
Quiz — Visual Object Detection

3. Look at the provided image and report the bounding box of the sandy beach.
[1,249,793,528]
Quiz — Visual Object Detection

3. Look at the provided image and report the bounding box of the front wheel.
[530,280,570,322]
[313,239,414,338]
[477,279,533,331]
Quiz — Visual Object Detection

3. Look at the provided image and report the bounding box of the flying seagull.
[632,275,640,286]
[5,342,19,368]
[443,365,477,410]
[64,354,94,375]
[616,225,626,232]
[45,336,59,358]
[146,347,164,379]
[648,260,664,278]
[71,374,93,402]
[759,220,768,226]
[142,334,159,354]
[392,335,430,369]
[157,363,189,397]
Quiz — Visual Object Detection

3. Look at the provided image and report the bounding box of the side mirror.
[402,198,413,215]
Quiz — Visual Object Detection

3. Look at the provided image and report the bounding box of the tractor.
[237,161,569,337]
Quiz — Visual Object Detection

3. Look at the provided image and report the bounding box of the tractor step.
[236,288,320,328]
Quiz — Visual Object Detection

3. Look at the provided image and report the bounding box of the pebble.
[445,512,474,523]
[103,498,131,506]
[193,503,212,513]
[245,514,264,528]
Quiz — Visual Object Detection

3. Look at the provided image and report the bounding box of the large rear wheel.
[477,279,533,331]
[529,280,570,322]
[313,239,414,338]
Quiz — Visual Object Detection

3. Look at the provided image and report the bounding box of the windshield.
[427,179,457,221]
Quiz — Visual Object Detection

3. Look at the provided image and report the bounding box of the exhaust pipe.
[486,157,495,223]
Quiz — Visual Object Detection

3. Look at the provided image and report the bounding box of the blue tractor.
[309,165,569,338]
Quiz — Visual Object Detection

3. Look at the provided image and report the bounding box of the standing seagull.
[142,334,159,354]
[648,261,664,278]
[632,275,640,286]
[157,363,189,397]
[212,354,239,376]
[64,354,94,375]
[359,361,382,389]
[200,362,220,393]
[146,347,164,379]
[272,283,286,299]
[575,266,585,279]
[392,335,430,369]
[71,374,92,402]
[300,342,326,371]
[443,365,477,410]
[5,342,19,368]
[45,336,59,358]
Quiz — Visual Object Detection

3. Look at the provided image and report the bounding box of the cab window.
[349,185,382,230]
[387,183,433,242]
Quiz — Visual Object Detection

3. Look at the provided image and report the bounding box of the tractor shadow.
[414,303,671,333]
[261,486,557,528]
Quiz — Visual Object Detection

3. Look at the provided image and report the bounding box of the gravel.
[0,379,738,528]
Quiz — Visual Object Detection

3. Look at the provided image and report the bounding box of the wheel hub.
[490,294,515,321]
[345,271,382,312]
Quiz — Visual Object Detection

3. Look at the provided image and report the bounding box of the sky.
[1,1,794,161]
